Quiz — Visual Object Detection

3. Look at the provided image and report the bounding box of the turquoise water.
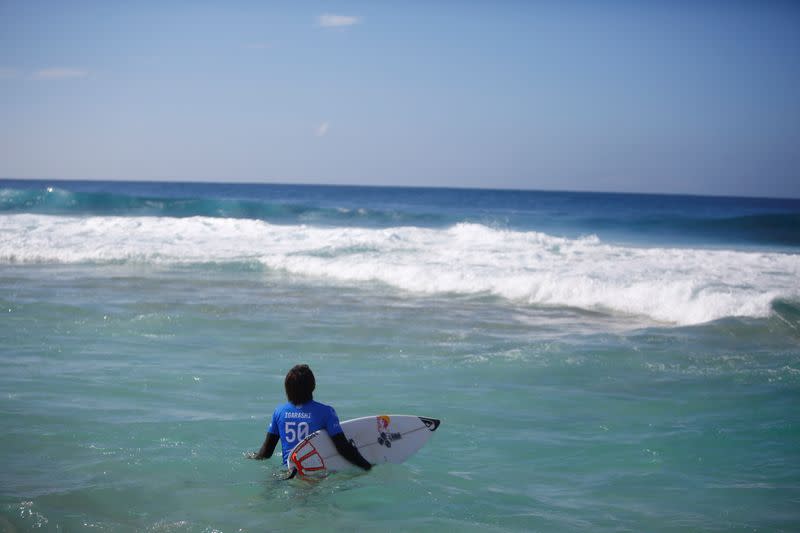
[1,181,799,531]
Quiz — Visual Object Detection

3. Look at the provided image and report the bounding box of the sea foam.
[2,214,798,325]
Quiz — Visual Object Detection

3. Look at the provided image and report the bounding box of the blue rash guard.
[267,400,344,465]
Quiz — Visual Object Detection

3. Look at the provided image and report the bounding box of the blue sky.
[1,1,799,197]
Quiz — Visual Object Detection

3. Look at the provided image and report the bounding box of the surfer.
[248,364,372,471]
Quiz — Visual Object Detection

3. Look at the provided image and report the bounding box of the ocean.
[1,179,799,532]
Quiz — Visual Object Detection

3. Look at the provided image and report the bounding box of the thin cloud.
[33,68,89,80]
[0,68,19,79]
[315,122,330,137]
[317,14,361,28]
[244,42,271,50]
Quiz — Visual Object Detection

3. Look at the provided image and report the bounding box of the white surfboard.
[287,414,440,477]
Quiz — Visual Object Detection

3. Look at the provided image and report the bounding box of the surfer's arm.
[331,432,372,471]
[249,432,279,460]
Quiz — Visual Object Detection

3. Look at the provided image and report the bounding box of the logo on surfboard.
[420,417,441,431]
[376,415,402,448]
[378,431,402,448]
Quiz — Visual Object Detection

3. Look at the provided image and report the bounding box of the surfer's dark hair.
[285,364,315,405]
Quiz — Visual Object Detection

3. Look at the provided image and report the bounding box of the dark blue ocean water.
[2,179,799,247]
[1,179,799,532]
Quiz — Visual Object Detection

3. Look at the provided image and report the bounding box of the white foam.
[2,214,798,325]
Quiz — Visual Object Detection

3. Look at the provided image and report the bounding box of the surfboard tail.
[289,438,327,477]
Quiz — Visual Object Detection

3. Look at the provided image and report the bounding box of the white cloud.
[315,122,330,137]
[317,14,361,28]
[33,68,89,80]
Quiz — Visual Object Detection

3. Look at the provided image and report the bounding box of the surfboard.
[287,414,441,477]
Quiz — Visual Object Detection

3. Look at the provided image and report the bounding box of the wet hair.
[285,364,315,405]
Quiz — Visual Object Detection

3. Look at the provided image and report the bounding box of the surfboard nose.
[419,417,441,431]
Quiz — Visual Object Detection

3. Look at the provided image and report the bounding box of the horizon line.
[1,175,798,202]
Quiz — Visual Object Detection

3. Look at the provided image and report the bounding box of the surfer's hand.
[362,463,372,471]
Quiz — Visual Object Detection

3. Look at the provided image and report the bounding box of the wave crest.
[2,214,798,325]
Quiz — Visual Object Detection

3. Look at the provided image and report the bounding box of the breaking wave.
[2,213,798,325]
